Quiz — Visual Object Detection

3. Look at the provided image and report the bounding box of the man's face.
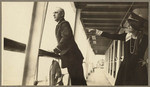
[53,8,62,22]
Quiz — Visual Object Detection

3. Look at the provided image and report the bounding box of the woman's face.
[124,26,134,33]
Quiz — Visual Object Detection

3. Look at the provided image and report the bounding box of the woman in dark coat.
[90,12,148,85]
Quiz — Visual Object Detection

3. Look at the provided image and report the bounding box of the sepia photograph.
[1,1,149,86]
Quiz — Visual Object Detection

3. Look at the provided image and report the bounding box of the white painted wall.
[2,2,34,85]
[74,9,101,78]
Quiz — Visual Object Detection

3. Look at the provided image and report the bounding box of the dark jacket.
[55,18,83,68]
[55,18,75,55]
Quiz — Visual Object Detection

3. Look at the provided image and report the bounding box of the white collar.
[126,33,137,41]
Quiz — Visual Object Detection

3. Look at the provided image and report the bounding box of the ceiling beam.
[81,14,124,18]
[81,11,126,15]
[74,2,86,8]
[82,19,121,23]
[75,2,132,5]
[86,31,116,36]
[74,2,148,9]
[81,18,124,20]
[133,2,148,9]
[75,2,132,7]
[84,23,119,26]
[82,7,129,12]
[85,27,118,31]
[86,4,131,7]
[85,24,119,27]
[86,27,117,30]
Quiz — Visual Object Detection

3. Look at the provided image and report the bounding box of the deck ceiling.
[74,2,148,55]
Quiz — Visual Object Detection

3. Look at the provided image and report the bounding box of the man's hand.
[53,47,61,54]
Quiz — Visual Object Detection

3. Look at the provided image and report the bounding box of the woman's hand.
[88,28,103,36]
[139,59,148,67]
[96,29,103,36]
[88,28,96,33]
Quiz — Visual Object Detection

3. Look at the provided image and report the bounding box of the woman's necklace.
[130,35,137,54]
[130,31,143,55]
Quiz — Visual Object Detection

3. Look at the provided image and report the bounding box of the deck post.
[22,2,48,85]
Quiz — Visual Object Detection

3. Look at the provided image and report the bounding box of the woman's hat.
[127,10,147,31]
[127,18,144,31]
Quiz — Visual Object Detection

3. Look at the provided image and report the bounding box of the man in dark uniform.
[53,7,87,85]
